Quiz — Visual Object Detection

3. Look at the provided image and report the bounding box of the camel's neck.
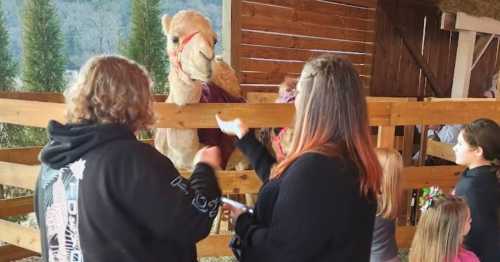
[167,65,203,105]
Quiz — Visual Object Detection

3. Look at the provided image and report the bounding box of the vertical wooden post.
[496,71,500,100]
[230,0,241,78]
[377,126,396,149]
[402,126,415,166]
[221,0,232,65]
[451,31,476,98]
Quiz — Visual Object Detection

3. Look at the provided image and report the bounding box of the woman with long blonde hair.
[409,194,478,262]
[217,54,382,261]
[371,148,402,262]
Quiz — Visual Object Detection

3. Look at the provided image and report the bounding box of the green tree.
[0,1,16,91]
[126,0,168,94]
[22,0,65,92]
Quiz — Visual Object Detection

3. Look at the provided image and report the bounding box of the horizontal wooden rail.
[0,147,42,165]
[0,196,34,218]
[0,162,38,190]
[0,91,167,103]
[427,140,455,162]
[0,244,38,261]
[0,136,403,166]
[0,139,152,165]
[0,218,233,257]
[402,165,463,189]
[2,99,500,129]
[0,220,416,258]
[0,161,263,193]
[0,219,40,253]
[0,161,463,193]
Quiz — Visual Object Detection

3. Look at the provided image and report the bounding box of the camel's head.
[162,10,217,83]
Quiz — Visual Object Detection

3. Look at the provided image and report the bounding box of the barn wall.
[233,0,377,94]
[371,0,500,97]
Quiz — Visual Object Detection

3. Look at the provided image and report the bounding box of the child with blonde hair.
[371,148,402,262]
[409,191,478,262]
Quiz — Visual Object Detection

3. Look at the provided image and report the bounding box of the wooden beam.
[472,34,495,70]
[426,140,455,162]
[396,226,416,248]
[0,91,64,103]
[0,245,38,261]
[2,99,500,128]
[0,161,466,195]
[0,162,38,190]
[394,25,444,97]
[0,161,262,194]
[455,12,500,36]
[497,72,500,100]
[222,0,232,65]
[197,234,233,257]
[389,100,500,125]
[0,223,418,257]
[0,99,65,128]
[0,219,41,253]
[328,0,377,9]
[0,147,42,165]
[0,91,166,103]
[401,165,463,190]
[402,126,415,166]
[246,92,278,103]
[0,196,34,218]
[230,0,241,77]
[377,126,395,148]
[451,31,476,98]
[440,12,456,31]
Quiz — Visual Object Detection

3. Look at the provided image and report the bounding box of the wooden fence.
[1,94,500,258]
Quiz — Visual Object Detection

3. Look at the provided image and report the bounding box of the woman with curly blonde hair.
[35,55,222,262]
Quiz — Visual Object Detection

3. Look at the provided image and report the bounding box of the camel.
[154,10,244,170]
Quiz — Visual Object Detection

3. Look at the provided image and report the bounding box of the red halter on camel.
[168,31,201,83]
[166,30,246,169]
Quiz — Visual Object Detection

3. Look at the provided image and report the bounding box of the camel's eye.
[213,38,218,46]
[172,36,179,44]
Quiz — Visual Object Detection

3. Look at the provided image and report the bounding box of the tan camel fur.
[154,10,241,170]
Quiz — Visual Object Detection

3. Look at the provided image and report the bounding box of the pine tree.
[126,0,168,94]
[22,0,66,92]
[0,1,16,91]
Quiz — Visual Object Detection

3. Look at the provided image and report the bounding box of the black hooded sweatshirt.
[35,121,221,262]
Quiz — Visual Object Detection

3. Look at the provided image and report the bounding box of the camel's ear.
[161,15,172,35]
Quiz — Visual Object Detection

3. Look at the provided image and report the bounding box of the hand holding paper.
[215,114,249,139]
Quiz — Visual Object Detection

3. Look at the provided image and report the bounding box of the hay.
[436,0,500,21]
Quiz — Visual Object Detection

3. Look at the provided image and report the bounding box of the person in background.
[371,148,403,262]
[452,118,500,262]
[35,55,222,262]
[409,192,479,262]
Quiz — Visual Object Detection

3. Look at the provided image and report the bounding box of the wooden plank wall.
[372,0,500,97]
[236,0,377,94]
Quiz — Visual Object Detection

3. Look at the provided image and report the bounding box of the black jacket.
[35,120,221,262]
[455,165,500,262]
[234,133,377,262]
